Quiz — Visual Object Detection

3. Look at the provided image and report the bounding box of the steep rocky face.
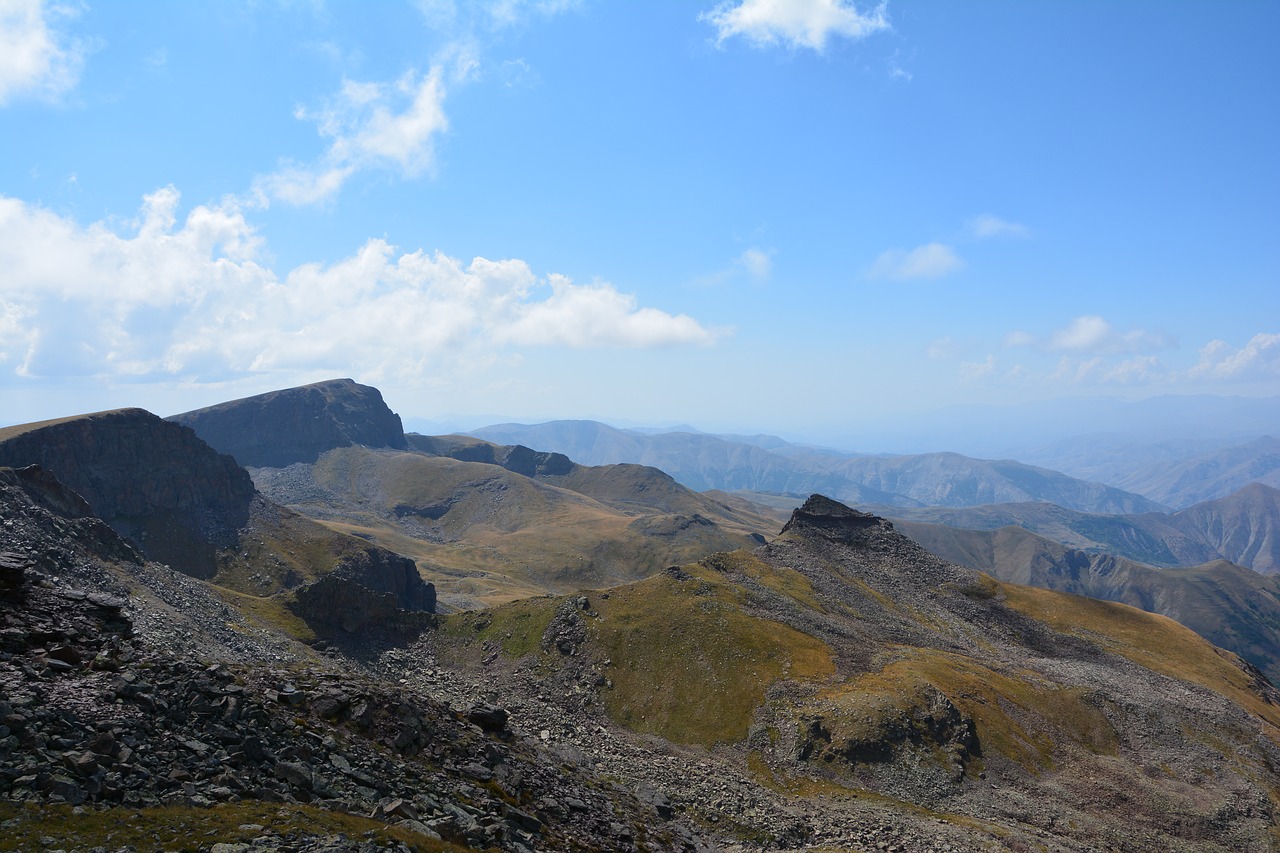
[171,378,408,469]
[0,410,253,578]
[293,547,436,633]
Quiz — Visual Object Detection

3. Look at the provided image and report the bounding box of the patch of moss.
[591,564,834,746]
[0,801,464,852]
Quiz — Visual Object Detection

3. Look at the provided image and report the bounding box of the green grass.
[438,595,559,660]
[0,801,466,852]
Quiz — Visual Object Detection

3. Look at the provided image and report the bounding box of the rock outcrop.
[294,548,437,633]
[171,378,408,468]
[0,410,253,578]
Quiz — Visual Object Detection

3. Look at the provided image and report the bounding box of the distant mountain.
[828,451,1165,514]
[170,377,407,468]
[873,482,1280,575]
[468,420,1163,513]
[896,519,1280,684]
[1110,435,1280,508]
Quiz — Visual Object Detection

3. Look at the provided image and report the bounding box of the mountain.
[1112,435,1280,508]
[469,419,1164,512]
[170,377,408,468]
[0,464,685,851]
[5,385,1280,850]
[828,450,1165,513]
[873,481,1280,575]
[253,443,782,610]
[896,518,1280,683]
[424,496,1280,850]
[0,407,435,633]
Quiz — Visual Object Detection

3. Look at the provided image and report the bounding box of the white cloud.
[968,214,1029,240]
[738,247,772,279]
[1103,355,1165,384]
[692,246,774,287]
[254,68,449,206]
[1188,333,1280,380]
[1047,315,1170,354]
[1003,330,1035,348]
[1003,316,1171,355]
[0,190,720,385]
[868,242,963,281]
[959,355,996,380]
[702,0,889,52]
[0,0,86,105]
[926,337,958,360]
[486,0,581,29]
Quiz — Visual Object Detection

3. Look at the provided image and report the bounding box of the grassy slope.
[272,447,778,608]
[897,519,1280,684]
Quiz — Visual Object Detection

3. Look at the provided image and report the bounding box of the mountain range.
[469,420,1169,513]
[873,481,1280,576]
[3,377,1280,850]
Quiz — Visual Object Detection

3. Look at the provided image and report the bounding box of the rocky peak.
[170,378,408,469]
[781,493,894,540]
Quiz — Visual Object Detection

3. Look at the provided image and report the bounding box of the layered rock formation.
[0,410,253,578]
[171,378,408,468]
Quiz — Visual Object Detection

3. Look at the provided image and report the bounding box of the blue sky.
[1,0,1277,447]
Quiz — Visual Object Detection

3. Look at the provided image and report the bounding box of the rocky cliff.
[170,378,408,468]
[293,547,437,633]
[0,409,253,578]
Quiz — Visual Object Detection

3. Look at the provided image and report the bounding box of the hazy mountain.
[1110,435,1280,508]
[828,451,1165,513]
[872,482,1280,575]
[896,519,1280,683]
[470,419,1164,512]
[170,377,407,468]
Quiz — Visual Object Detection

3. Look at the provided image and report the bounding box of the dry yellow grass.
[591,563,835,746]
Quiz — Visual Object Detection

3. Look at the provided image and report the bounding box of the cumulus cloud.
[1188,333,1280,381]
[0,190,720,385]
[702,0,889,52]
[968,214,1029,240]
[254,68,449,206]
[1002,316,1171,356]
[0,0,86,105]
[1046,315,1171,354]
[868,242,963,281]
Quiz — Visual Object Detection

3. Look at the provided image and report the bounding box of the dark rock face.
[406,434,574,477]
[294,547,436,631]
[171,378,408,469]
[0,410,253,578]
[781,493,890,540]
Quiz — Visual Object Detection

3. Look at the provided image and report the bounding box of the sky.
[1,0,1277,450]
